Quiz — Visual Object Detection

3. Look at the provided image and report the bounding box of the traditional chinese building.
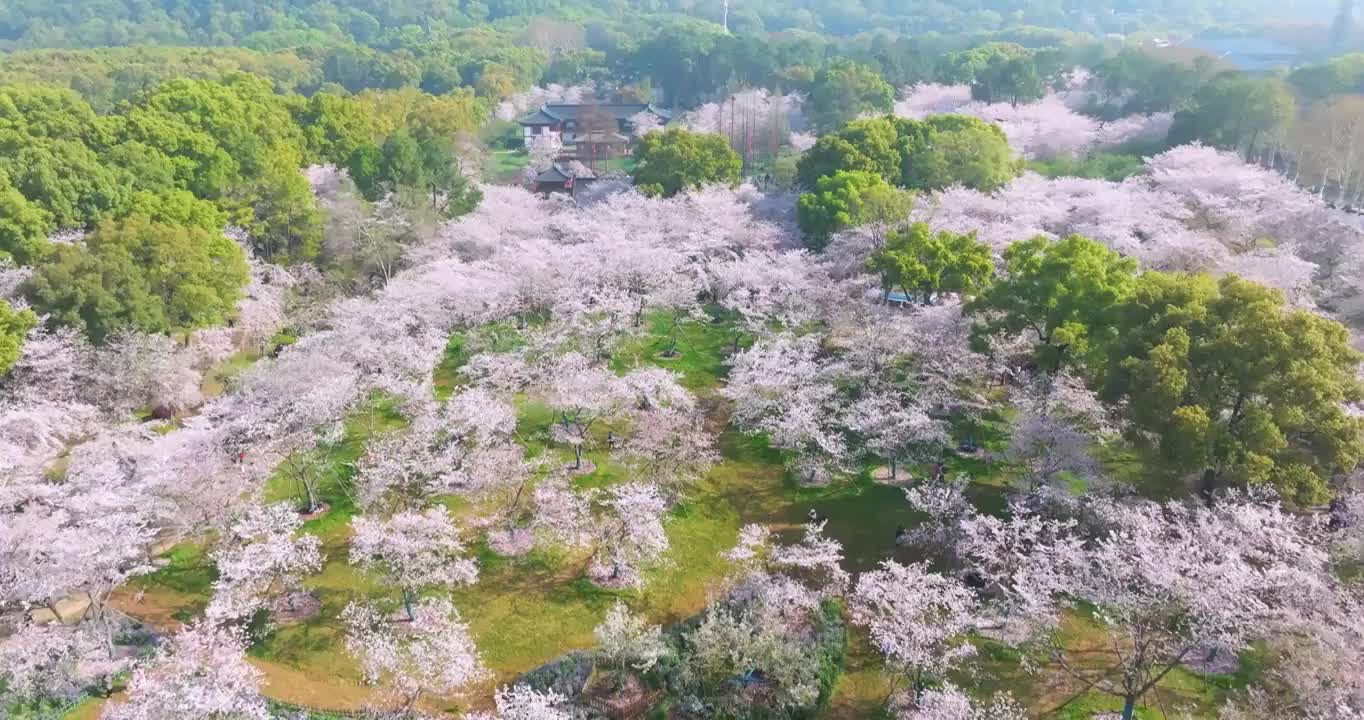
[531,163,597,194]
[517,103,671,143]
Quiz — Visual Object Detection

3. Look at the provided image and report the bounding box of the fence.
[583,688,665,720]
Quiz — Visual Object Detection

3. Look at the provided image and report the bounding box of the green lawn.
[106,310,1255,719]
[483,148,635,186]
[486,149,530,183]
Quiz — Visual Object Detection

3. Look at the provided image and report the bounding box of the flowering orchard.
[2,121,1363,720]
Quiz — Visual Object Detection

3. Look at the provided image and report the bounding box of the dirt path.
[251,658,377,711]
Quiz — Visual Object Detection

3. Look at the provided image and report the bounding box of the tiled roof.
[534,163,597,183]
[518,103,672,125]
[534,164,572,182]
[518,108,561,125]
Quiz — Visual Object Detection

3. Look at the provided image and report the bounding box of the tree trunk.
[1198,467,1219,505]
[889,458,897,481]
[574,444,583,469]
[301,479,317,514]
[403,589,415,621]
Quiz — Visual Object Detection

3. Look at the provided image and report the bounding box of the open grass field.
[485,150,531,184]
[86,311,1261,719]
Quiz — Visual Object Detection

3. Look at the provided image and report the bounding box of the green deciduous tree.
[796,170,888,249]
[0,298,36,376]
[942,44,1047,106]
[630,21,725,108]
[0,84,107,146]
[937,42,1047,106]
[1289,53,1364,102]
[797,115,1019,193]
[246,158,324,262]
[116,74,307,200]
[1094,273,1364,505]
[1091,49,1206,115]
[898,115,1019,193]
[296,92,375,167]
[631,128,742,199]
[102,141,180,195]
[795,134,883,190]
[419,139,483,222]
[981,56,1044,107]
[967,235,1138,374]
[0,137,131,228]
[0,170,55,265]
[807,59,894,133]
[23,215,249,342]
[128,189,227,232]
[347,131,483,224]
[865,222,993,304]
[1168,72,1296,158]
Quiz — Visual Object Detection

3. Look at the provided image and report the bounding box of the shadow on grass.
[137,541,217,597]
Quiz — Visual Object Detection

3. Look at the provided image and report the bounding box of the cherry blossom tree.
[788,131,817,153]
[1003,373,1107,490]
[0,257,31,299]
[724,334,850,485]
[678,538,843,716]
[628,110,663,137]
[894,84,974,117]
[844,392,951,482]
[899,302,1000,425]
[530,477,672,587]
[1329,491,1364,564]
[703,249,833,349]
[680,598,827,712]
[546,352,628,470]
[0,622,108,705]
[528,474,594,546]
[901,474,975,557]
[0,495,156,659]
[355,387,526,510]
[494,84,590,123]
[766,520,851,595]
[101,624,269,720]
[525,132,564,176]
[894,85,1170,161]
[211,351,361,463]
[482,684,577,720]
[0,326,102,477]
[594,601,668,671]
[342,597,490,712]
[679,89,804,166]
[588,483,671,587]
[1222,589,1364,720]
[542,355,701,477]
[894,683,1028,720]
[959,494,1332,720]
[206,502,324,622]
[850,561,982,702]
[619,406,718,491]
[89,331,203,418]
[349,507,478,620]
[743,526,840,599]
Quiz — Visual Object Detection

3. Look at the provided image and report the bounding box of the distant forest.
[0,0,1344,51]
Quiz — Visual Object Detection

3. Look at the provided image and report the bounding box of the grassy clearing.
[200,350,261,398]
[486,150,530,183]
[248,396,408,688]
